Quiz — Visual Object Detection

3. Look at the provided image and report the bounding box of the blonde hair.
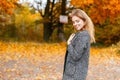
[69,9,95,43]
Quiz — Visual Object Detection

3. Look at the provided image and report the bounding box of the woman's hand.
[67,33,75,45]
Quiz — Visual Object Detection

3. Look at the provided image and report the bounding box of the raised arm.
[67,32,90,61]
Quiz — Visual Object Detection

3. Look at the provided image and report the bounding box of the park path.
[0,46,120,80]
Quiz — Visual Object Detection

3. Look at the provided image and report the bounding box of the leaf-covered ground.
[0,41,120,80]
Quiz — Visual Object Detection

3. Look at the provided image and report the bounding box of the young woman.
[62,9,95,80]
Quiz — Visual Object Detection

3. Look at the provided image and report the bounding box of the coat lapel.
[71,33,78,44]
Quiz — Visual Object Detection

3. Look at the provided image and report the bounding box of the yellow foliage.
[71,0,93,6]
[70,0,120,24]
[0,41,119,60]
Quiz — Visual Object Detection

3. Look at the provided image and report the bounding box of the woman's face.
[72,16,85,31]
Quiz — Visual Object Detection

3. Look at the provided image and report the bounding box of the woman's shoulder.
[75,30,90,42]
[76,30,89,36]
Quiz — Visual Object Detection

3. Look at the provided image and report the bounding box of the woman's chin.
[76,28,81,31]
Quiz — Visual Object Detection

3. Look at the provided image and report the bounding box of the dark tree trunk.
[43,0,55,42]
[43,23,53,42]
[57,0,66,42]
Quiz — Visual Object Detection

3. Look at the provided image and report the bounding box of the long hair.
[69,9,95,43]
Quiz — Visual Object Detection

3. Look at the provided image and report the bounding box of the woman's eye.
[76,20,80,23]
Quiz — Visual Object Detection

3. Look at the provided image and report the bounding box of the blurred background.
[1,0,120,80]
[0,0,120,46]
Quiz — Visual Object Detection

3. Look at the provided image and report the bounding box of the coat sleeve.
[67,32,89,61]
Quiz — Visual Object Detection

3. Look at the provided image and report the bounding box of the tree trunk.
[43,0,55,42]
[57,0,66,42]
[43,23,53,42]
[43,0,50,42]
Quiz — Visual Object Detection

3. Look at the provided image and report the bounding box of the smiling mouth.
[75,26,79,28]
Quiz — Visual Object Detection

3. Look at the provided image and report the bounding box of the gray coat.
[62,30,90,80]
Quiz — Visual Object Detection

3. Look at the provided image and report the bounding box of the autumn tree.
[31,0,67,42]
[14,3,42,41]
[71,0,120,24]
[0,0,18,25]
[0,0,18,40]
[0,0,18,14]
